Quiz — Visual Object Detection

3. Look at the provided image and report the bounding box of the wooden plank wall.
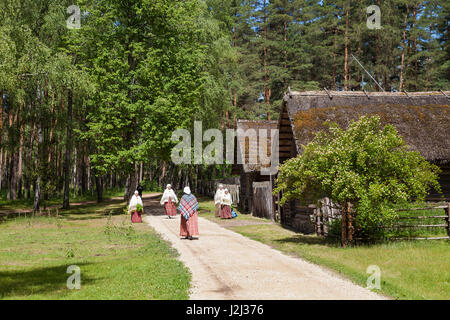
[278,105,296,163]
[252,181,275,220]
[428,163,450,201]
[239,172,253,213]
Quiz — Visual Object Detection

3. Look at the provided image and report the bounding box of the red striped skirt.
[164,198,177,216]
[220,205,232,219]
[180,212,199,237]
[131,211,142,223]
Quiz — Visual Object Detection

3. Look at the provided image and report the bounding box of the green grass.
[0,197,190,300]
[389,203,449,239]
[197,198,450,300]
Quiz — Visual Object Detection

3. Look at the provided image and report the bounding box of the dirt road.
[143,194,385,300]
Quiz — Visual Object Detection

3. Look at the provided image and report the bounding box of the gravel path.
[143,195,385,300]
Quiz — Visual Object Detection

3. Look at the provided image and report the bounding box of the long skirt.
[214,203,221,217]
[180,212,199,237]
[220,205,232,219]
[131,210,142,223]
[164,198,177,216]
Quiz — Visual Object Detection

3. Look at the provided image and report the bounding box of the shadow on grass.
[60,200,126,221]
[0,199,126,224]
[0,262,98,299]
[273,234,339,246]
[271,224,341,247]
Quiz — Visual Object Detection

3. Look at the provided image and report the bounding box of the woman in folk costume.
[178,186,199,240]
[160,184,178,218]
[220,188,233,219]
[214,184,224,217]
[129,190,144,223]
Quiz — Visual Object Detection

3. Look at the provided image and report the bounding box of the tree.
[275,116,441,242]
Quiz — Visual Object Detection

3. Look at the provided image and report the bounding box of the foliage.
[275,116,441,238]
[71,0,235,175]
[0,199,191,300]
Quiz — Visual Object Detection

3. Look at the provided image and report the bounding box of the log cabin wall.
[428,163,450,201]
[233,120,278,217]
[239,171,254,213]
[252,181,275,220]
[277,103,317,233]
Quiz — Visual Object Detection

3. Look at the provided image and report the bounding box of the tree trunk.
[263,0,270,119]
[63,90,73,209]
[8,152,17,200]
[124,163,139,202]
[33,123,43,212]
[399,7,409,91]
[344,1,350,91]
[17,122,24,198]
[95,175,103,203]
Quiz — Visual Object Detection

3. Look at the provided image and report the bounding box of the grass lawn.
[0,196,190,300]
[0,188,125,213]
[198,198,450,300]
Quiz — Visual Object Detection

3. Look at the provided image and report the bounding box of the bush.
[141,179,163,192]
[275,116,441,240]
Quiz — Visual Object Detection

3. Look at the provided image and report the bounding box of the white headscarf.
[214,185,225,205]
[221,189,232,206]
[129,191,143,211]
[160,184,178,205]
[183,186,191,195]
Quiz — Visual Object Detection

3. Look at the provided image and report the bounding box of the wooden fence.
[387,203,450,240]
[313,201,450,246]
[311,197,340,237]
[252,181,275,220]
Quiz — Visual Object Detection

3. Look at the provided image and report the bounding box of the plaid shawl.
[178,194,199,220]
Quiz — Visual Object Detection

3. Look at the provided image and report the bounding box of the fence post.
[347,202,354,244]
[446,203,450,238]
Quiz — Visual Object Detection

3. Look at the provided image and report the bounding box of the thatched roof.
[282,91,450,162]
[235,120,278,173]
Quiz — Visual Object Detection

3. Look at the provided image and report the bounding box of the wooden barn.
[231,120,278,220]
[277,90,450,234]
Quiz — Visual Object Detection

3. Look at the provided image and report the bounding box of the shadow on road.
[142,193,166,216]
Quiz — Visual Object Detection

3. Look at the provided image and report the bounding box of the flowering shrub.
[275,116,441,239]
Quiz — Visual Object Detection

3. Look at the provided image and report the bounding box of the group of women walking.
[128,183,233,241]
[159,184,200,240]
[214,184,234,219]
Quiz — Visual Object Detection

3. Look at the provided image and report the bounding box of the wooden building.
[277,90,450,234]
[231,120,278,220]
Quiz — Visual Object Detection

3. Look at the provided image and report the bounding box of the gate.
[252,181,275,220]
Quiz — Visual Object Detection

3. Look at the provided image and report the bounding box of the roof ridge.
[286,90,450,97]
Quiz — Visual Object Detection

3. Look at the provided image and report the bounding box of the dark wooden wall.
[428,163,450,201]
[252,181,275,220]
